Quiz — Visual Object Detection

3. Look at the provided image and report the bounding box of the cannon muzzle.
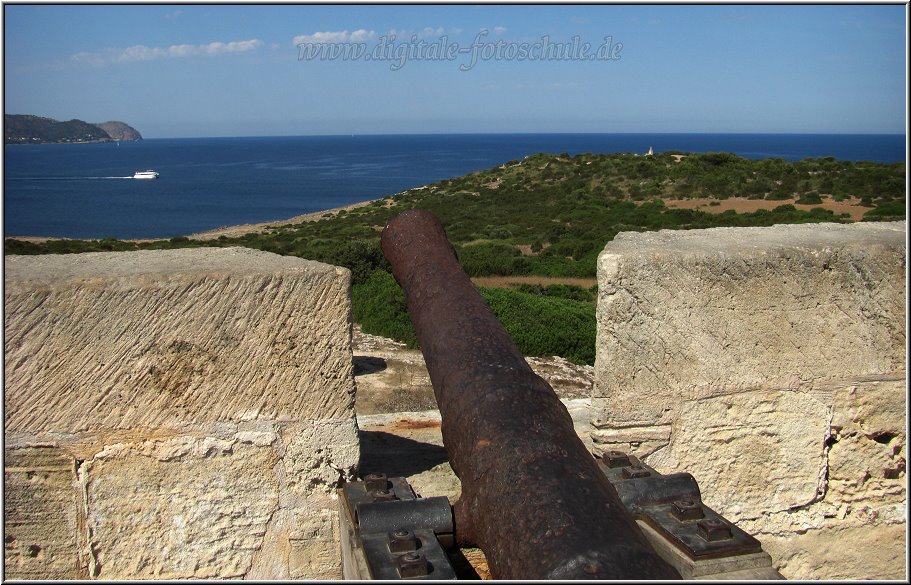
[380,209,680,580]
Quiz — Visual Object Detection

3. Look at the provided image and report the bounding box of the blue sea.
[3,133,906,240]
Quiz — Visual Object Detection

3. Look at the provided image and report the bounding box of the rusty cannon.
[377,209,681,580]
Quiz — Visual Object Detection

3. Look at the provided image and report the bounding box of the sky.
[2,3,907,138]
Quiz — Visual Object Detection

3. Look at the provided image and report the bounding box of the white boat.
[133,170,159,179]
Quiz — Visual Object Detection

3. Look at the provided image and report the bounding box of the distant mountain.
[94,121,143,142]
[4,114,143,144]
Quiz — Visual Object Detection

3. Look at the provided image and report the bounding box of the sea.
[3,133,906,240]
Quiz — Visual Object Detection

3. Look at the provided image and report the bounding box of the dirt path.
[664,196,870,221]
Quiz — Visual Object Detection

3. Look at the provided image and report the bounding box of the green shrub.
[479,287,596,365]
[765,190,793,201]
[526,254,598,278]
[546,238,599,261]
[457,242,530,276]
[693,152,743,167]
[863,200,907,221]
[795,193,823,205]
[323,239,388,285]
[3,239,45,254]
[350,269,597,364]
[514,283,596,303]
[351,270,418,347]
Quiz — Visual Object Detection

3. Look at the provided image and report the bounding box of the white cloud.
[420,27,445,38]
[198,39,263,55]
[71,39,263,65]
[293,29,376,46]
[349,29,376,42]
[493,26,507,34]
[385,27,461,40]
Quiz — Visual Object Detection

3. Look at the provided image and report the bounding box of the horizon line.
[135,130,908,141]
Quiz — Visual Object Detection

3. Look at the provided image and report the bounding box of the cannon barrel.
[380,209,680,580]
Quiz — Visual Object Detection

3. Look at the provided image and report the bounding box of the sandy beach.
[184,198,385,241]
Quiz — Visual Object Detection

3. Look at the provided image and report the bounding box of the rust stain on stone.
[389,418,442,431]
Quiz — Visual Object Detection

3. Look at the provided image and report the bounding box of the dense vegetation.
[5,151,906,364]
[4,114,140,144]
[352,270,598,364]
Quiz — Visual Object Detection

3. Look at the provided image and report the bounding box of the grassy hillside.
[5,114,111,144]
[5,151,906,364]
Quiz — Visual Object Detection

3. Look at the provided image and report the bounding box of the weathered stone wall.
[4,247,359,579]
[592,221,906,580]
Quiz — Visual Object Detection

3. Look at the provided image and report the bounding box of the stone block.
[3,447,88,579]
[593,221,906,580]
[594,221,905,426]
[761,524,907,580]
[81,438,279,579]
[4,247,359,579]
[654,389,830,518]
[4,247,355,433]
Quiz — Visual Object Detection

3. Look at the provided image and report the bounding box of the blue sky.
[3,3,907,137]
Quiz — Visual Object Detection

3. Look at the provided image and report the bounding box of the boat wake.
[7,176,137,180]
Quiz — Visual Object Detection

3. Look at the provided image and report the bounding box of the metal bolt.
[697,517,733,542]
[371,488,397,502]
[671,499,705,521]
[621,465,651,479]
[363,472,388,492]
[397,551,429,578]
[388,529,418,553]
[603,450,632,469]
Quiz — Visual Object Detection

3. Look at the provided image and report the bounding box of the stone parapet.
[4,247,359,579]
[592,221,906,580]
